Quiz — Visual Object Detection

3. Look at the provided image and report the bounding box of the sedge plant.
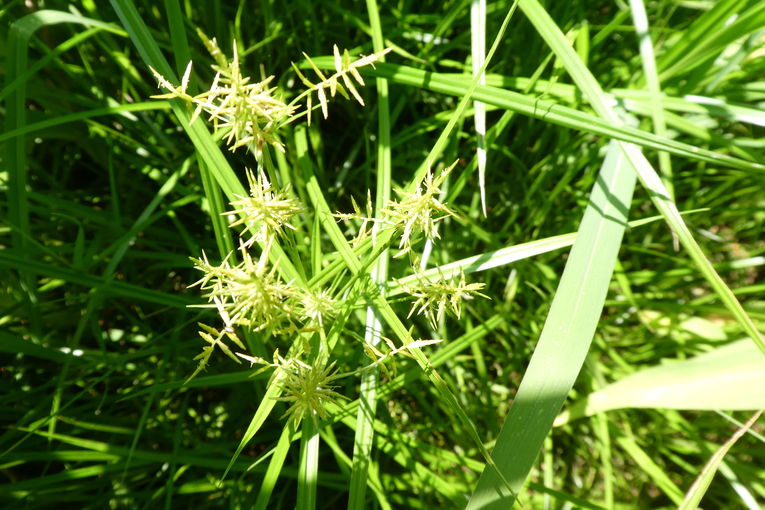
[7,1,765,508]
[149,31,491,507]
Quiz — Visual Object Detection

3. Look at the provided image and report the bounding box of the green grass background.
[2,0,764,508]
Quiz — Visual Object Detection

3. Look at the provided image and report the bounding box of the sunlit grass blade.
[468,140,636,508]
[556,338,765,425]
[470,0,488,215]
[347,1,392,507]
[254,424,295,510]
[297,416,320,510]
[388,210,703,294]
[629,0,673,198]
[339,62,765,174]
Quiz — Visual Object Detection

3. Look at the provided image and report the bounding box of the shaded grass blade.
[679,410,764,510]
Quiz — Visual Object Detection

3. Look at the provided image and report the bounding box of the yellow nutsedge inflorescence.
[296,287,339,328]
[332,190,377,248]
[227,168,304,250]
[360,335,443,380]
[383,161,460,257]
[150,32,389,158]
[157,34,461,423]
[237,350,348,425]
[404,269,490,330]
[292,45,391,125]
[150,44,294,158]
[189,247,299,334]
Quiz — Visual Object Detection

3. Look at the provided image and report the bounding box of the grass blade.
[347,0,392,506]
[297,416,320,510]
[556,338,765,425]
[254,423,296,510]
[344,62,765,173]
[470,0,488,215]
[629,0,673,198]
[679,410,764,510]
[468,140,636,508]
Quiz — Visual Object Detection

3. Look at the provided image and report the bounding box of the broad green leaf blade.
[556,339,765,425]
[679,410,764,510]
[467,140,636,509]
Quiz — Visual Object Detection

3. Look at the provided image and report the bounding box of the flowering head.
[150,32,295,159]
[383,161,460,256]
[227,168,304,250]
[404,269,489,329]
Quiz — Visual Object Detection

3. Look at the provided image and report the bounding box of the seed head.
[227,168,304,249]
[404,269,489,329]
[383,161,460,256]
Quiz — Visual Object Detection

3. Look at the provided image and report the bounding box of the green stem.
[297,414,320,510]
[347,1,392,508]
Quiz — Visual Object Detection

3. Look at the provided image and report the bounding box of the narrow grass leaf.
[470,0,488,215]
[221,371,286,480]
[388,210,696,294]
[254,424,295,510]
[679,410,764,510]
[347,1,393,507]
[629,0,673,197]
[616,435,685,505]
[340,62,765,174]
[297,416,320,510]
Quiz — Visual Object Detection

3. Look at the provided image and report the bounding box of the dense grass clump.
[2,1,764,509]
